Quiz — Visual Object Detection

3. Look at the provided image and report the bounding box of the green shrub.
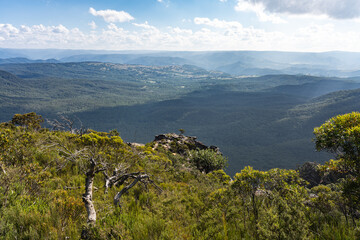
[190,149,227,173]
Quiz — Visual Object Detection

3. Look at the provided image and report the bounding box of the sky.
[1,0,360,52]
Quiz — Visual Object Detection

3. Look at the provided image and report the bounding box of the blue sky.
[1,0,360,51]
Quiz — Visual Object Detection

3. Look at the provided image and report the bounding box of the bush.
[190,149,227,173]
[11,112,44,130]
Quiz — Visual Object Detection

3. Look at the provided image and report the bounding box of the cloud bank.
[236,0,360,19]
[1,17,360,52]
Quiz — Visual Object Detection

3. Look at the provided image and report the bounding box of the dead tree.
[47,115,87,135]
[103,168,162,208]
[50,129,163,227]
[55,144,106,224]
[82,156,108,224]
[58,145,161,224]
[83,157,97,224]
[113,173,162,207]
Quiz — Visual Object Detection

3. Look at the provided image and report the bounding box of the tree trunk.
[252,193,259,240]
[82,158,96,224]
[114,176,141,207]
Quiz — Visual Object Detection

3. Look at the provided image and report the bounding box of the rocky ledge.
[152,133,220,156]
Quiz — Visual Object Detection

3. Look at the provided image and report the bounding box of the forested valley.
[1,50,360,239]
[2,59,360,174]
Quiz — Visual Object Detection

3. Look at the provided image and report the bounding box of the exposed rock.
[298,162,322,188]
[127,142,145,148]
[298,161,349,188]
[320,170,348,186]
[152,133,220,156]
[255,189,271,197]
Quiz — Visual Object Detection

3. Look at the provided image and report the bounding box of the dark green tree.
[11,112,44,130]
[314,112,360,225]
[314,112,360,174]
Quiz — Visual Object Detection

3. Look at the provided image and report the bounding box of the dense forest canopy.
[0,112,359,239]
[3,62,360,174]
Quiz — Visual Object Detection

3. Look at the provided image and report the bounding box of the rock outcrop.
[298,161,349,188]
[127,142,145,148]
[298,162,322,188]
[152,133,220,156]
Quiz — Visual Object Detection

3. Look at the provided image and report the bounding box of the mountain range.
[3,49,360,77]
[1,58,360,174]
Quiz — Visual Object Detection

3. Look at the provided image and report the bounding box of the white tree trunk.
[82,159,96,224]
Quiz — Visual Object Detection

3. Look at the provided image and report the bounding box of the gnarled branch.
[112,173,162,208]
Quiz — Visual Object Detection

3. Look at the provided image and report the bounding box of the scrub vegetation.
[0,112,359,239]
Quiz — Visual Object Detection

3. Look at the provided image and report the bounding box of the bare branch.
[0,163,6,175]
[103,164,130,193]
[47,115,88,135]
[112,173,162,207]
[95,167,107,174]
[113,175,143,207]
[148,179,163,193]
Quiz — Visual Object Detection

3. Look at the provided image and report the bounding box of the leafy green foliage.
[190,149,227,173]
[0,114,359,238]
[314,112,360,167]
[314,112,360,226]
[11,112,44,130]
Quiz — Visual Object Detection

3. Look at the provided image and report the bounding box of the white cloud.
[236,0,360,19]
[89,21,97,29]
[98,23,139,47]
[0,24,19,36]
[20,25,31,33]
[0,23,86,48]
[2,20,360,52]
[89,7,134,23]
[133,21,158,31]
[193,18,286,50]
[235,0,286,23]
[171,27,193,35]
[52,24,69,34]
[194,18,243,29]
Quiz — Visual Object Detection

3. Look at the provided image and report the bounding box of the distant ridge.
[58,51,360,77]
[60,54,194,66]
[0,57,61,64]
[3,49,360,77]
